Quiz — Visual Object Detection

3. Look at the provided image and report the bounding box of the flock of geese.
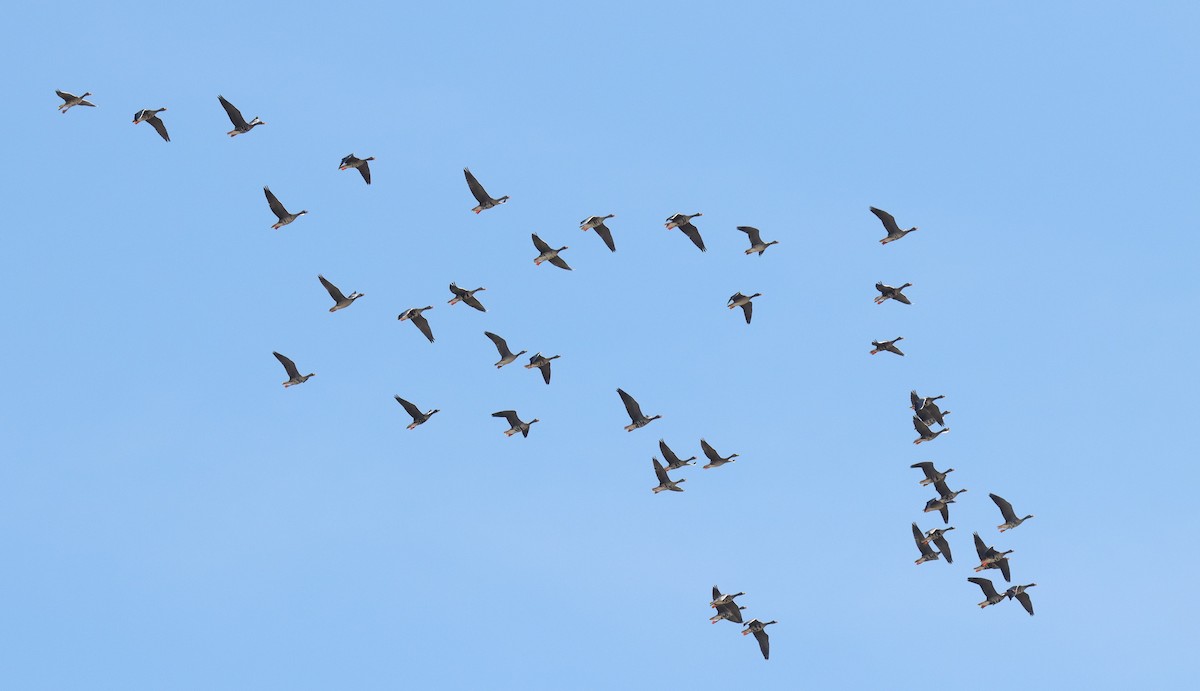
[55,86,1038,660]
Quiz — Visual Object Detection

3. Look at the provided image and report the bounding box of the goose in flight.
[923,495,956,524]
[532,234,571,270]
[651,458,686,494]
[871,206,918,245]
[397,306,435,343]
[973,533,1014,573]
[658,440,696,471]
[464,167,508,213]
[448,283,487,312]
[1005,583,1037,615]
[910,390,944,412]
[710,586,745,609]
[318,275,364,312]
[618,388,662,431]
[742,619,777,660]
[737,226,779,256]
[701,439,738,469]
[484,332,526,368]
[580,215,617,252]
[263,186,307,229]
[395,396,439,430]
[990,493,1035,532]
[727,292,761,324]
[920,526,955,564]
[56,90,95,113]
[912,522,942,565]
[218,95,265,137]
[910,461,953,487]
[492,410,538,437]
[132,108,170,142]
[870,337,905,356]
[875,282,912,305]
[339,154,374,184]
[273,351,314,388]
[967,577,1007,609]
[524,353,561,385]
[665,213,706,252]
[912,416,949,444]
[710,602,745,625]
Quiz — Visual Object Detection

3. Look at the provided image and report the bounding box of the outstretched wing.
[273,351,300,379]
[357,161,371,184]
[464,167,490,204]
[218,95,248,129]
[594,223,616,252]
[989,493,1018,523]
[653,458,671,484]
[492,410,521,426]
[700,439,720,463]
[147,114,170,142]
[318,275,346,303]
[870,206,901,234]
[394,395,423,419]
[753,629,770,660]
[740,302,753,324]
[911,462,935,480]
[680,223,706,252]
[484,331,511,357]
[1015,591,1034,615]
[538,361,552,385]
[973,532,989,561]
[893,291,912,305]
[264,187,288,218]
[912,523,935,556]
[912,416,933,437]
[968,577,998,599]
[737,226,763,246]
[617,388,644,421]
[412,313,435,343]
[531,233,552,253]
[461,292,486,312]
[548,255,572,271]
[932,535,952,563]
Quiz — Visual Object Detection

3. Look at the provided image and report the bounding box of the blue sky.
[2,2,1197,688]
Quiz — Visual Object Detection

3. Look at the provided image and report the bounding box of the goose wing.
[680,222,706,252]
[660,440,683,466]
[218,95,248,129]
[484,331,513,357]
[492,410,521,426]
[720,602,744,624]
[411,313,435,343]
[932,534,952,563]
[273,351,300,379]
[147,114,170,142]
[57,90,75,102]
[594,223,616,252]
[700,439,721,463]
[531,233,553,253]
[264,187,289,219]
[548,255,572,271]
[885,342,905,356]
[996,557,1011,582]
[968,577,999,599]
[318,275,347,303]
[737,226,763,246]
[740,302,753,324]
[913,523,936,557]
[1015,591,1034,615]
[394,396,423,420]
[537,360,552,385]
[910,390,923,410]
[357,161,371,184]
[464,167,491,204]
[910,461,936,480]
[973,533,989,561]
[461,292,487,312]
[912,416,933,437]
[933,479,953,499]
[870,206,901,235]
[753,628,770,660]
[617,388,644,421]
[989,493,1018,523]
[712,585,722,602]
[653,458,671,484]
[893,291,912,305]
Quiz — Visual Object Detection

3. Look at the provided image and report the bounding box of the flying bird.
[580,215,616,252]
[532,234,571,270]
[990,493,1035,532]
[664,213,706,252]
[318,275,364,312]
[875,282,912,305]
[395,396,439,430]
[727,292,761,324]
[524,352,561,385]
[464,167,508,213]
[263,186,307,229]
[273,351,314,388]
[710,586,746,609]
[618,388,662,431]
[218,95,265,137]
[916,398,951,428]
[967,577,1008,609]
[912,522,942,565]
[448,283,487,312]
[913,416,949,444]
[651,458,686,494]
[920,526,955,564]
[923,495,956,524]
[870,337,905,356]
[934,479,967,503]
[1005,583,1037,615]
[132,108,170,142]
[484,332,526,368]
[871,206,918,245]
[492,410,538,437]
[710,602,746,625]
[910,461,954,487]
[737,226,779,256]
[56,90,95,113]
[741,619,777,660]
[700,439,738,469]
[339,154,374,184]
[397,307,435,343]
[910,390,945,412]
[658,440,696,471]
[973,533,1014,574]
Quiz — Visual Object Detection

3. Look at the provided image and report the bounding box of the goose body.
[397,307,435,343]
[990,493,1035,532]
[618,388,662,431]
[741,619,776,660]
[318,275,364,312]
[737,226,779,256]
[727,292,761,324]
[658,440,696,471]
[464,167,508,213]
[263,186,307,229]
[132,108,170,142]
[875,281,912,305]
[339,154,375,184]
[395,396,439,430]
[484,331,526,368]
[871,206,918,244]
[651,457,686,493]
[913,416,949,444]
[870,337,905,356]
[700,439,738,469]
[492,410,538,437]
[273,351,314,387]
[56,90,95,113]
[532,234,571,270]
[524,352,561,385]
[218,95,265,136]
[448,283,487,312]
[580,214,617,252]
[664,212,706,252]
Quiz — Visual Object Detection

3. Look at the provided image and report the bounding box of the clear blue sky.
[2,2,1196,688]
